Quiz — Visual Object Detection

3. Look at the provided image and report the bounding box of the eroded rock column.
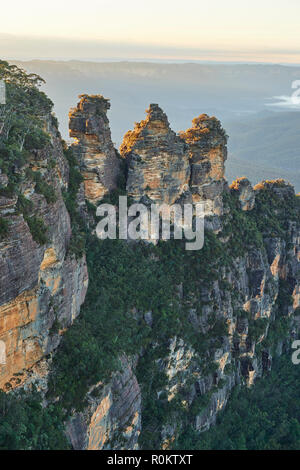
[120,104,190,205]
[180,114,228,216]
[69,94,121,204]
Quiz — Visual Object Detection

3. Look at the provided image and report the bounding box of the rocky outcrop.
[65,101,299,449]
[157,181,300,445]
[66,356,141,450]
[69,95,121,204]
[230,177,255,211]
[120,104,190,205]
[120,107,227,218]
[0,118,88,390]
[179,114,227,216]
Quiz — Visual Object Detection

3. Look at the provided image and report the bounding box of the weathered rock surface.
[121,104,190,205]
[0,118,88,390]
[66,356,141,450]
[179,114,228,216]
[158,181,300,445]
[1,92,299,451]
[230,177,255,211]
[69,95,121,204]
[67,102,300,449]
[120,107,227,218]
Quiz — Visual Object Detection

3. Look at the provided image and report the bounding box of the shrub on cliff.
[0,216,8,240]
[25,216,48,245]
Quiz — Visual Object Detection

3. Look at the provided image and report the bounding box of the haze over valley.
[13,59,300,191]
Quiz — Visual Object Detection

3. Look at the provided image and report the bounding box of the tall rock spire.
[179,114,228,216]
[69,94,120,204]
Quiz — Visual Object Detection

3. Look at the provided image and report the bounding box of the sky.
[1,0,300,63]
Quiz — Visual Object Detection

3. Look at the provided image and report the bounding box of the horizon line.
[3,57,300,67]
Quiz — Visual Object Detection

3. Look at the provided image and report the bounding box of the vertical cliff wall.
[66,356,141,450]
[180,114,228,216]
[0,117,88,390]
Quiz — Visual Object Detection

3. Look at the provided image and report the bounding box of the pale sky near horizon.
[1,0,300,62]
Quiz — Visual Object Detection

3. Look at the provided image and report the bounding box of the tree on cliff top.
[0,60,53,181]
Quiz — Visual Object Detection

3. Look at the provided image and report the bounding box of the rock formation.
[69,95,121,204]
[120,104,190,205]
[0,117,88,390]
[179,114,227,216]
[66,356,141,450]
[1,88,300,451]
[120,106,227,217]
[230,177,255,211]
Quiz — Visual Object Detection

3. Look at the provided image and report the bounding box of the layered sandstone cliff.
[66,356,141,450]
[63,99,300,449]
[0,117,88,390]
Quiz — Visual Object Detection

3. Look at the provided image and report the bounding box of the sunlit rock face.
[120,104,190,205]
[120,107,228,218]
[179,114,228,216]
[69,95,121,204]
[0,118,88,390]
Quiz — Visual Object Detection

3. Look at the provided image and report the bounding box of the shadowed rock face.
[69,95,121,204]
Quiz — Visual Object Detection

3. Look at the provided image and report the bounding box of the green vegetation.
[0,216,9,240]
[0,61,60,245]
[15,194,49,244]
[47,229,226,412]
[25,215,48,245]
[248,317,268,341]
[0,61,299,451]
[251,182,300,239]
[27,169,57,204]
[62,146,86,258]
[0,390,69,450]
[174,354,300,450]
[221,191,263,256]
[0,61,52,186]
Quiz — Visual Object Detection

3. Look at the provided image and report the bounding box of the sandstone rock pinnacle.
[179,114,228,216]
[120,104,190,205]
[69,94,121,204]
